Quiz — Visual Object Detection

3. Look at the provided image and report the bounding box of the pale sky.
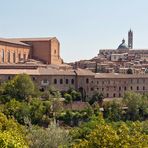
[0,0,148,62]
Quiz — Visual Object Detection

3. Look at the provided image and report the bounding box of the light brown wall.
[50,38,62,65]
[25,41,50,64]
[1,73,148,99]
[31,75,76,91]
[0,42,30,64]
[94,78,148,98]
[77,76,95,98]
[25,38,62,65]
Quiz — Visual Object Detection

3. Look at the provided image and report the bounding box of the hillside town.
[1,0,148,147]
[0,30,148,99]
[70,30,148,74]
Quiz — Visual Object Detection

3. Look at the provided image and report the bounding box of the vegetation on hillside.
[0,74,147,147]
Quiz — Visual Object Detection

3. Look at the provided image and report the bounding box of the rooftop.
[0,37,56,47]
[95,73,148,78]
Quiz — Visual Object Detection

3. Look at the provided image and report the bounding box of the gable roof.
[0,38,30,46]
[9,37,55,42]
[0,37,56,47]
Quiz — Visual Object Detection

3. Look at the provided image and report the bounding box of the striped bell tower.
[128,29,133,49]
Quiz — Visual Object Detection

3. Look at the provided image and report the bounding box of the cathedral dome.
[117,39,129,50]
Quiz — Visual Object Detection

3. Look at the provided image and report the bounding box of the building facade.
[0,37,63,65]
[0,64,148,99]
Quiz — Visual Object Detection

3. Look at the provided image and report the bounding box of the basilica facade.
[0,37,63,64]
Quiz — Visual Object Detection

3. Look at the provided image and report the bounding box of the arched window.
[86,78,89,84]
[119,86,121,91]
[71,79,74,84]
[54,79,57,84]
[7,51,10,63]
[1,49,4,63]
[137,86,139,90]
[143,86,145,90]
[18,53,21,61]
[66,79,69,84]
[13,52,16,63]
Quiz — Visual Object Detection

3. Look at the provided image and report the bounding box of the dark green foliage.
[123,92,148,121]
[63,88,82,103]
[0,74,35,101]
[64,93,73,104]
[89,92,104,105]
[2,98,53,126]
[0,74,148,147]
[70,113,105,140]
[40,86,62,100]
[3,99,30,124]
[57,107,94,126]
[103,101,123,121]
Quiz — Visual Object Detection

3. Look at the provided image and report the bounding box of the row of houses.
[0,64,148,99]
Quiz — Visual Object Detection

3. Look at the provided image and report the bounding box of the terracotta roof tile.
[75,68,95,76]
[0,38,30,46]
[95,73,148,79]
[0,37,56,47]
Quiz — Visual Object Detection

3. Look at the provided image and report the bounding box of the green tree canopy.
[123,92,148,121]
[2,74,35,101]
[89,92,104,105]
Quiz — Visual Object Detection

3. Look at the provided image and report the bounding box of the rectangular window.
[86,78,89,84]
[66,79,69,84]
[119,86,121,91]
[54,79,57,84]
[43,79,48,83]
